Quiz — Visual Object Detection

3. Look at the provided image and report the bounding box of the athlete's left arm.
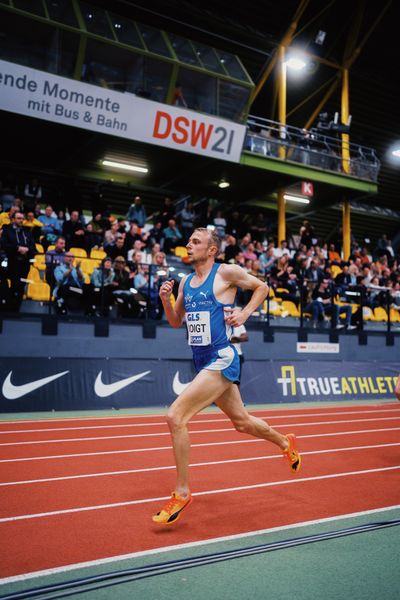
[222,264,269,327]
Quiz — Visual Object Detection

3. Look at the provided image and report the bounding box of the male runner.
[153,228,301,525]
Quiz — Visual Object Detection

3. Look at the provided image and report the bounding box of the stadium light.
[218,179,230,188]
[284,194,310,204]
[102,160,148,173]
[285,53,307,71]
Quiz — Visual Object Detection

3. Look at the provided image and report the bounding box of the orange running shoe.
[152,492,193,525]
[283,433,301,473]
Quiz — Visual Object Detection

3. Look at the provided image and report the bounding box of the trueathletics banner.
[0,359,398,412]
[0,60,246,162]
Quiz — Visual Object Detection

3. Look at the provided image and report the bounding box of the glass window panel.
[0,11,79,76]
[176,68,217,116]
[215,50,249,82]
[44,0,78,27]
[218,80,250,122]
[13,0,46,17]
[109,13,144,49]
[83,39,171,102]
[79,2,113,39]
[136,24,171,57]
[192,43,225,74]
[167,33,199,66]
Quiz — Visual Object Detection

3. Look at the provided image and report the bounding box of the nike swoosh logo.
[2,371,69,400]
[172,371,192,396]
[94,370,151,397]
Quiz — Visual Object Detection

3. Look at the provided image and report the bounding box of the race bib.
[186,311,211,346]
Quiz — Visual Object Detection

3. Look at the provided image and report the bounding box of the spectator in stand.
[299,220,314,249]
[273,240,292,258]
[128,239,150,264]
[158,197,176,228]
[38,205,60,247]
[0,176,18,211]
[62,210,85,250]
[0,205,20,230]
[23,178,42,212]
[312,278,355,329]
[259,245,278,274]
[224,235,241,263]
[226,210,246,239]
[103,220,120,250]
[53,252,84,314]
[117,217,127,234]
[1,211,36,310]
[56,209,66,234]
[328,243,341,264]
[124,222,144,252]
[213,210,227,238]
[107,235,127,261]
[172,82,188,107]
[22,211,43,242]
[126,196,147,227]
[84,221,103,252]
[249,212,268,242]
[129,249,143,275]
[305,259,324,286]
[89,257,115,316]
[152,250,168,268]
[148,220,165,248]
[163,218,183,254]
[180,201,196,243]
[88,213,108,240]
[45,236,66,289]
[242,242,258,261]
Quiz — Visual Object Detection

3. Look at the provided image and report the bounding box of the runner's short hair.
[194,227,221,252]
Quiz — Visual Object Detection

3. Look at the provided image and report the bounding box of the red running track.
[0,403,400,579]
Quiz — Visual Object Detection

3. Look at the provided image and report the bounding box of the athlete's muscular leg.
[167,369,231,497]
[215,384,288,450]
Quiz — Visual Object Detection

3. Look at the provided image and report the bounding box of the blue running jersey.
[183,263,240,383]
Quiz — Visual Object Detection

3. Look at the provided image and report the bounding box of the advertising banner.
[0,60,246,162]
[0,359,398,412]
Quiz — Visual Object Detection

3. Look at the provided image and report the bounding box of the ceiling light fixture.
[284,194,310,204]
[392,148,400,158]
[102,160,148,173]
[218,179,230,188]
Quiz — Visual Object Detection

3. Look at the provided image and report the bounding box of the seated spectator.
[56,209,66,233]
[124,222,143,252]
[1,211,36,311]
[62,210,85,249]
[88,212,108,239]
[148,220,165,248]
[328,243,341,264]
[242,242,258,261]
[152,250,168,268]
[128,239,149,264]
[163,218,183,254]
[273,240,292,258]
[305,260,324,286]
[84,222,103,252]
[0,205,19,230]
[38,205,60,247]
[53,252,84,314]
[299,220,314,249]
[89,257,115,316]
[311,278,355,329]
[112,256,145,318]
[224,235,241,264]
[22,211,43,242]
[45,236,66,289]
[103,220,120,249]
[107,235,127,261]
[126,195,147,227]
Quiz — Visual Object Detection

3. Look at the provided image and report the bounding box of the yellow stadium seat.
[47,245,55,252]
[33,253,46,271]
[362,306,374,321]
[27,266,41,282]
[331,265,342,278]
[80,258,99,275]
[69,247,87,258]
[35,243,44,254]
[262,299,282,316]
[373,307,388,321]
[174,246,188,258]
[282,300,300,317]
[27,281,51,301]
[390,308,400,323]
[90,248,106,259]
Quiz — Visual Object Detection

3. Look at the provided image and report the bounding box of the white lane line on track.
[1,416,400,446]
[1,403,399,426]
[1,427,400,463]
[0,465,399,523]
[1,443,399,487]
[2,408,400,434]
[2,504,400,585]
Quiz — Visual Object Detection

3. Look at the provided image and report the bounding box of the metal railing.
[245,115,380,182]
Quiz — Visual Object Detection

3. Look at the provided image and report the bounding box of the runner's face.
[186,231,212,264]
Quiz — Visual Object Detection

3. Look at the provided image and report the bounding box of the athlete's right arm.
[159,277,186,328]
